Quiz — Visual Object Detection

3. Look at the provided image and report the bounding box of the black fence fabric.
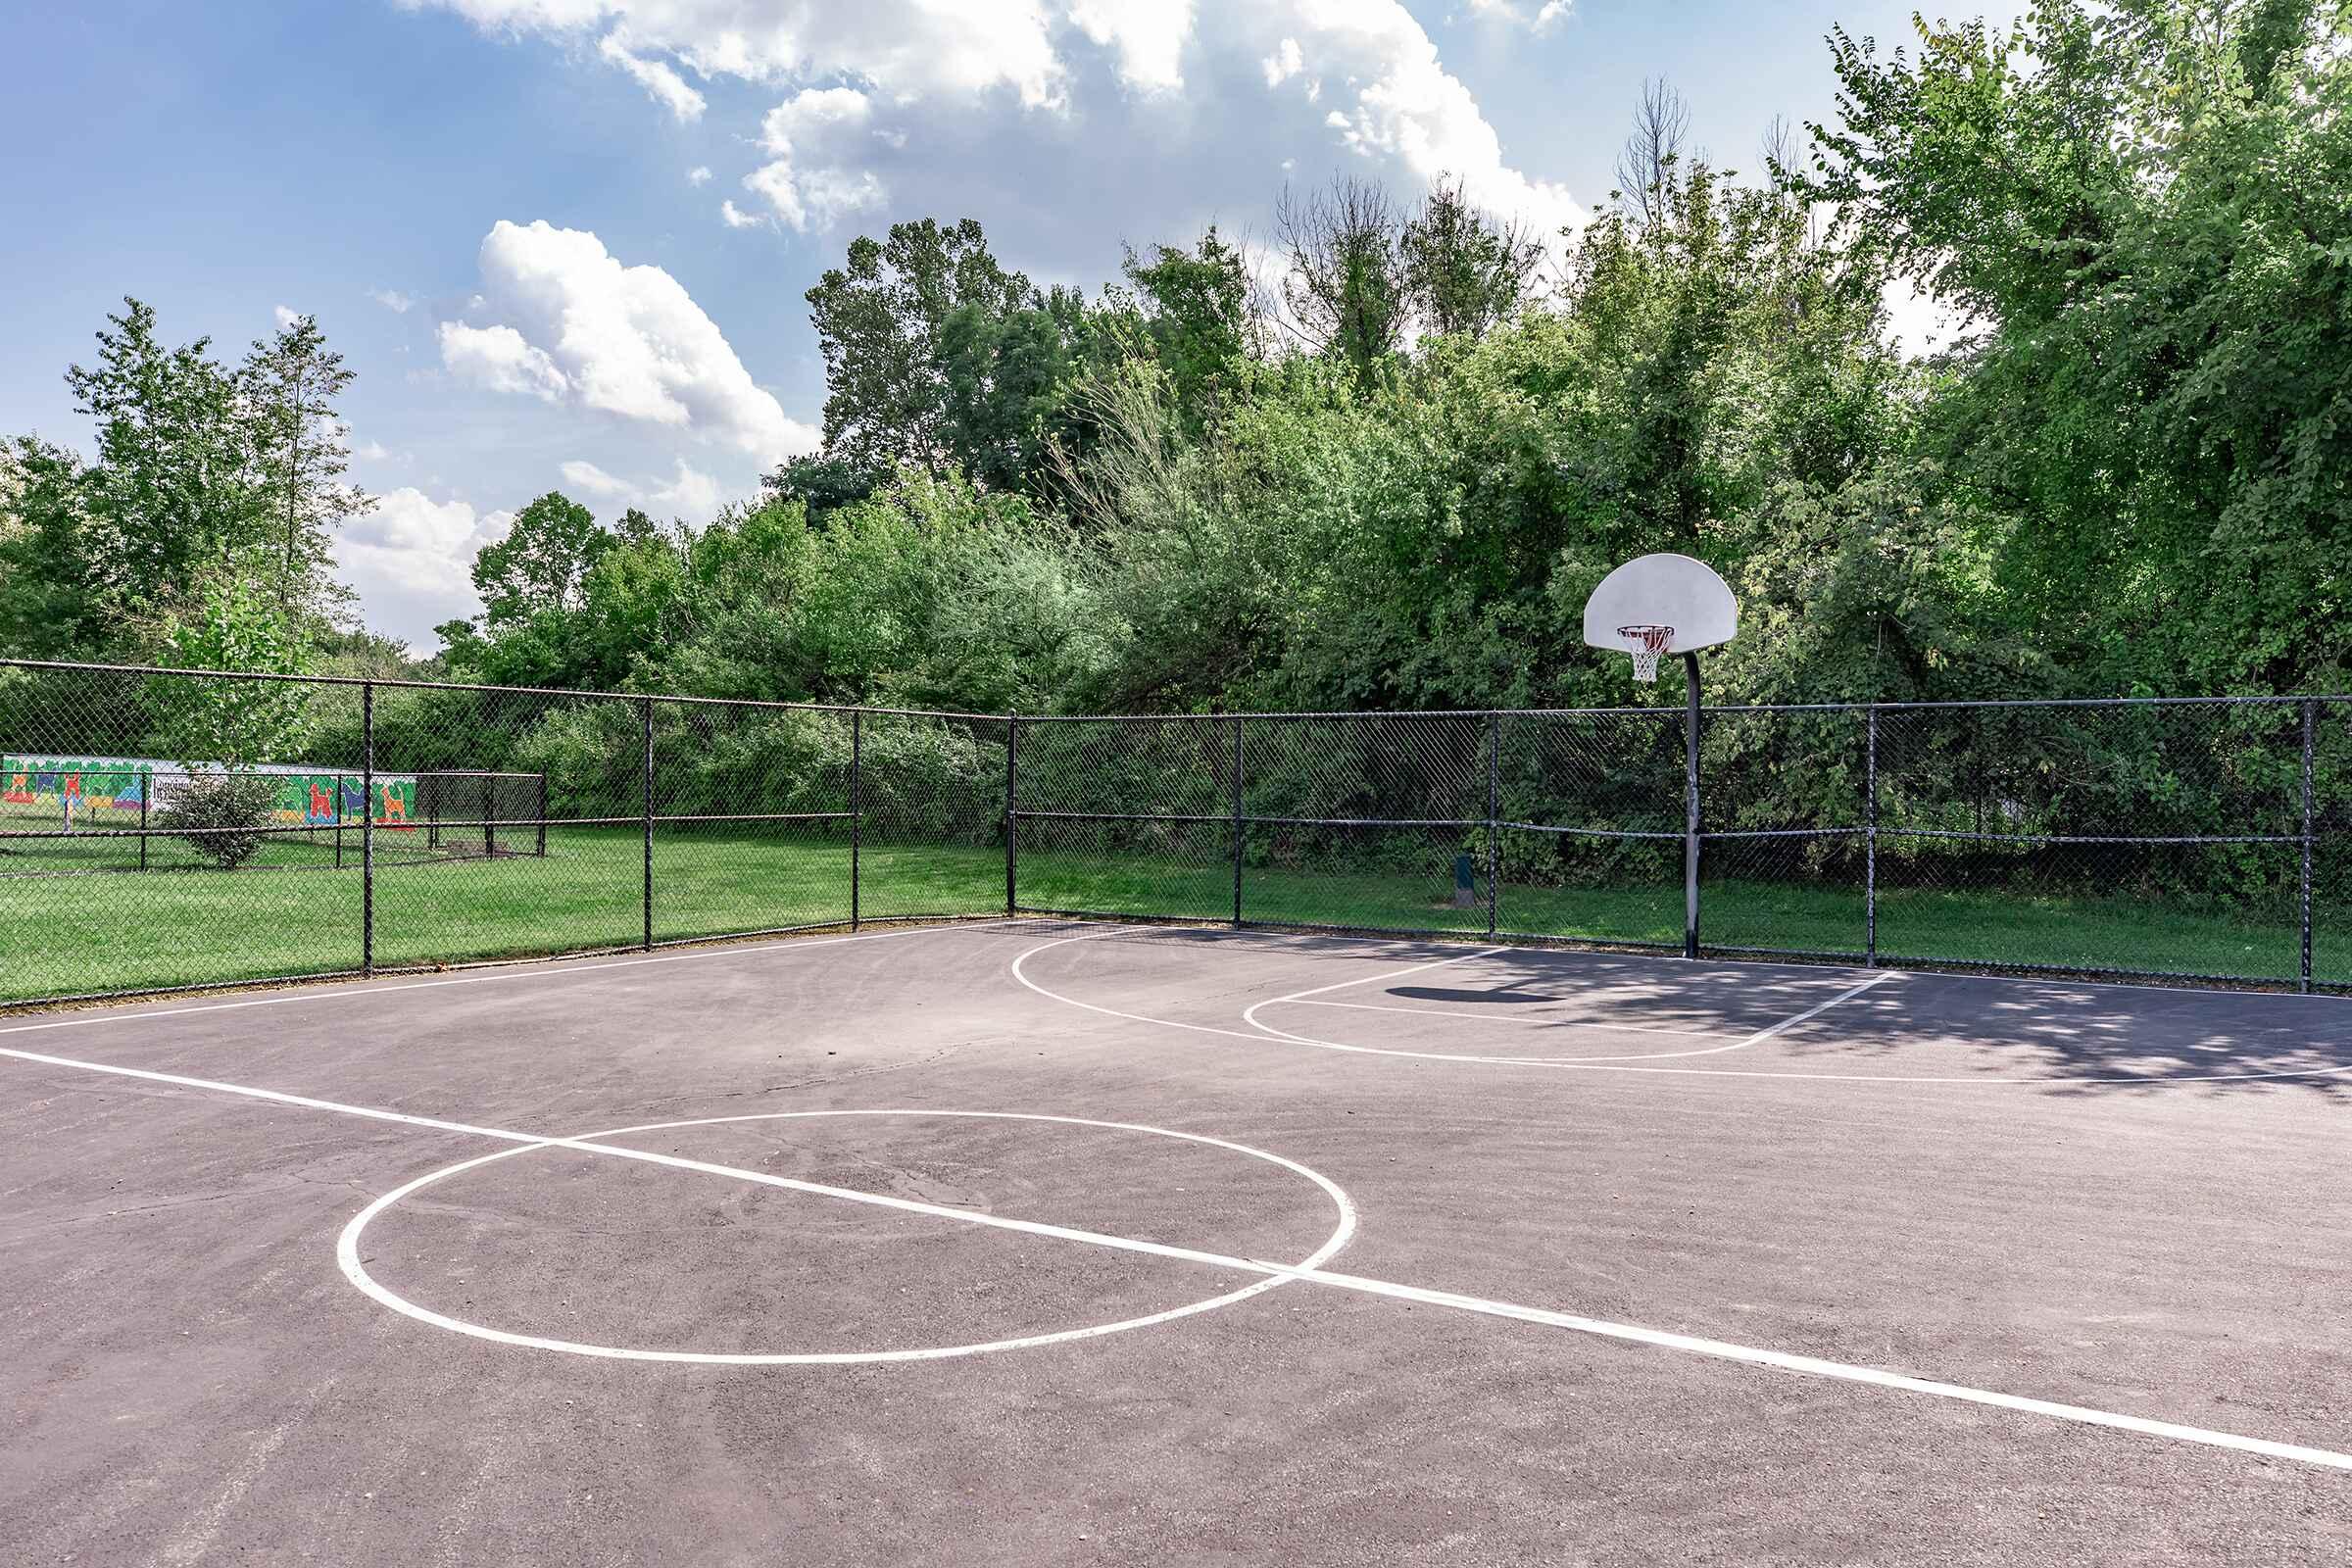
[1,658,2345,1005]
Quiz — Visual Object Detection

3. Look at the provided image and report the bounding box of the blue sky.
[0,1,2008,648]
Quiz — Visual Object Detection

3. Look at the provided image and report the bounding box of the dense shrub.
[157,771,281,868]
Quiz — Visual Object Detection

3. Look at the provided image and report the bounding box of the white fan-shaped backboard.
[1582,553,1739,657]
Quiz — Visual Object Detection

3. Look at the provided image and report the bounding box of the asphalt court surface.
[4,918,2349,1565]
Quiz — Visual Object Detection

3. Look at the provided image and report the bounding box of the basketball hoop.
[1616,624,1675,683]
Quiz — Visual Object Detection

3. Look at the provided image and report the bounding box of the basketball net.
[1617,624,1675,684]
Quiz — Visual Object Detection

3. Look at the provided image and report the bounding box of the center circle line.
[338,1108,1356,1364]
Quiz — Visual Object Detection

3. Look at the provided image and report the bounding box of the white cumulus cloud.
[337,487,511,645]
[598,31,707,121]
[419,0,1069,109]
[1464,0,1572,31]
[559,459,636,498]
[273,305,303,330]
[1067,0,1195,93]
[560,457,728,518]
[686,165,712,185]
[646,458,724,516]
[1262,36,1303,87]
[368,288,416,314]
[439,219,819,461]
[437,321,570,401]
[418,1,1588,278]
[746,86,888,231]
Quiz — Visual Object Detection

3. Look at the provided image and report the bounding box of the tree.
[152,559,320,768]
[241,312,366,618]
[470,492,610,633]
[1275,176,1410,383]
[1615,77,1692,229]
[0,435,106,657]
[65,299,270,625]
[760,453,878,526]
[936,286,1088,492]
[804,218,1034,476]
[1399,177,1544,339]
[1802,0,2352,691]
[1121,226,1259,431]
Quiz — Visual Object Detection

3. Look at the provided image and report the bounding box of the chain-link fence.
[1011,697,2348,993]
[2,658,2346,1004]
[0,660,1008,1004]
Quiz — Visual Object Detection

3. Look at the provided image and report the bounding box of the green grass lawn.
[1,825,2341,1004]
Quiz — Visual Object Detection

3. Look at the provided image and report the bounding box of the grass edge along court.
[4,827,2342,1005]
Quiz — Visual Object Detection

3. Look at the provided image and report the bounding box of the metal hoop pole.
[2302,700,2316,994]
[1684,651,1701,959]
[1230,714,1246,927]
[1866,704,1879,966]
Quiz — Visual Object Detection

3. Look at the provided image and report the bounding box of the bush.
[158,771,281,868]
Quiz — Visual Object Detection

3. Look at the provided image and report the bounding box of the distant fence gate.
[1,658,2345,1006]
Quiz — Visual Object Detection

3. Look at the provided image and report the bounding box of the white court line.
[0,1041,1317,1269]
[1013,927,2352,1083]
[5,1040,2348,1472]
[0,919,1027,1040]
[1254,960,1901,1061]
[337,1107,1356,1365]
[1288,998,1731,1038]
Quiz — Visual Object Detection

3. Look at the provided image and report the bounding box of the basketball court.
[5,917,2349,1564]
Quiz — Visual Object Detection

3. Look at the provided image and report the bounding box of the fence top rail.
[0,658,1004,723]
[1014,695,2352,721]
[1016,705,1678,721]
[7,658,2344,726]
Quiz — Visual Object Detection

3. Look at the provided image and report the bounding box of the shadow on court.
[3,918,2349,1567]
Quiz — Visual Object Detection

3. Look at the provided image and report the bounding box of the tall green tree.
[0,436,106,657]
[1804,0,2352,689]
[241,312,366,617]
[470,491,611,633]
[936,285,1090,492]
[1400,178,1545,339]
[804,218,1034,476]
[1120,226,1259,432]
[152,557,320,765]
[1275,176,1410,384]
[64,299,270,626]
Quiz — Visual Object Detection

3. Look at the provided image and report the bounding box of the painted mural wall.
[1,757,417,829]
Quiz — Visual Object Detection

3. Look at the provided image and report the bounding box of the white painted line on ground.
[1256,1265,2352,1473]
[1012,928,2352,1083]
[0,1042,1327,1271]
[6,1038,2349,1472]
[0,919,1028,1040]
[338,1108,1355,1364]
[1287,998,1732,1038]
[1243,955,1902,1064]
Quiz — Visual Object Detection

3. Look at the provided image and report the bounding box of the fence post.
[535,771,548,858]
[850,710,861,932]
[361,683,374,976]
[1231,714,1247,927]
[138,769,150,872]
[1866,705,1879,967]
[2302,699,2316,995]
[641,697,654,952]
[1486,712,1501,939]
[332,771,343,871]
[1684,654,1702,960]
[1004,716,1020,916]
[482,771,495,860]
